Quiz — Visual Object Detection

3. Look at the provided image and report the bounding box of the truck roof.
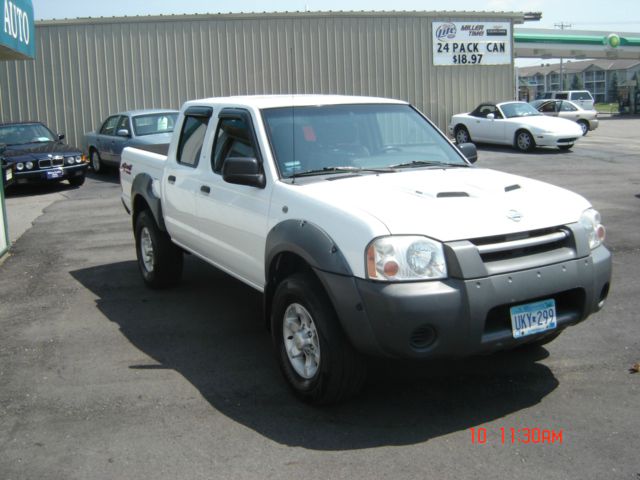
[183,94,408,110]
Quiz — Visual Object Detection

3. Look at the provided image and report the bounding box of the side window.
[212,114,257,174]
[560,101,577,112]
[116,116,130,134]
[100,116,120,136]
[555,93,568,100]
[540,102,556,113]
[177,115,210,167]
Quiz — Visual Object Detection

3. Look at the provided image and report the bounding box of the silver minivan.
[541,90,595,110]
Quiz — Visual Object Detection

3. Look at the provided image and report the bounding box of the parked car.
[83,109,179,173]
[0,121,88,187]
[121,95,611,404]
[530,99,599,136]
[449,101,583,152]
[540,90,595,110]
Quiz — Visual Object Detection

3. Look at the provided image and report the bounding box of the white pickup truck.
[121,95,611,404]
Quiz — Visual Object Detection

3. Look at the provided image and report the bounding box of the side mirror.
[486,113,495,120]
[117,129,130,137]
[58,133,65,140]
[458,142,478,164]
[222,157,265,188]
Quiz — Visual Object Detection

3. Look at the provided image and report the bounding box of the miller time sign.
[432,21,512,66]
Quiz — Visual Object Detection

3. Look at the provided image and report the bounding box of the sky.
[30,0,640,67]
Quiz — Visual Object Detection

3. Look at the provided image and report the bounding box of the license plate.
[510,299,557,339]
[46,168,63,179]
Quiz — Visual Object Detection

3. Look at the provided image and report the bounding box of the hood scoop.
[436,191,470,198]
[505,184,521,192]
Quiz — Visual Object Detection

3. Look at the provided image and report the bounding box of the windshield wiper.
[390,160,468,169]
[288,166,396,178]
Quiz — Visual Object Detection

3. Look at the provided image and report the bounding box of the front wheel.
[271,273,367,404]
[68,176,85,187]
[134,210,183,289]
[515,130,535,152]
[90,150,104,174]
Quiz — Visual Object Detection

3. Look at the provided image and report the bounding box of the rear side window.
[177,115,210,167]
[571,91,592,101]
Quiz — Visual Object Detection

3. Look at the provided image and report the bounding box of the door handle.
[200,185,211,194]
[167,175,176,184]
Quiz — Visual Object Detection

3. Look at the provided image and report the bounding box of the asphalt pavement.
[0,118,638,479]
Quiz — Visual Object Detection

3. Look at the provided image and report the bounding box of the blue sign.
[0,0,34,60]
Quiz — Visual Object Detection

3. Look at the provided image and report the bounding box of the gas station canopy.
[515,28,640,60]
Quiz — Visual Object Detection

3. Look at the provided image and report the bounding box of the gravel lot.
[1,117,638,480]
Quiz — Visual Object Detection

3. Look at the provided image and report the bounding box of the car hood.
[508,115,583,134]
[0,141,82,162]
[299,168,591,241]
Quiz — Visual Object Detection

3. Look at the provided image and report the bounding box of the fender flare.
[131,173,166,231]
[265,219,352,279]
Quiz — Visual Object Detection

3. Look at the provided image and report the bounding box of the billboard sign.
[432,21,511,66]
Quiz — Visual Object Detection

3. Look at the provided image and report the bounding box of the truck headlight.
[66,156,75,165]
[16,162,24,171]
[366,236,447,281]
[75,155,83,164]
[25,161,34,170]
[580,208,606,249]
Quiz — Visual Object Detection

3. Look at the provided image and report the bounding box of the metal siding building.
[0,11,523,147]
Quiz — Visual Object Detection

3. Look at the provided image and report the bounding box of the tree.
[608,72,619,103]
[570,74,583,90]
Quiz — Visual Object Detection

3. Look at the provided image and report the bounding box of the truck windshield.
[262,104,466,178]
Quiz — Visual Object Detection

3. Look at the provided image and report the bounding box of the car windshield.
[132,113,178,136]
[0,123,57,145]
[500,103,542,118]
[262,104,466,178]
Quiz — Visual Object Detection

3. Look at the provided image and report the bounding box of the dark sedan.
[83,110,178,173]
[0,122,88,187]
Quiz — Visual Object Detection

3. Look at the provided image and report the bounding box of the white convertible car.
[449,101,583,152]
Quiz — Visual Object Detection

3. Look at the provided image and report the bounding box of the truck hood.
[299,168,591,241]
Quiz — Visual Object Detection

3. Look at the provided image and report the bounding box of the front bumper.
[533,132,580,147]
[317,245,611,359]
[14,164,88,184]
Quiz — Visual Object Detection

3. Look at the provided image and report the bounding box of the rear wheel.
[271,273,367,404]
[577,120,589,136]
[455,126,471,144]
[134,210,183,289]
[515,130,535,152]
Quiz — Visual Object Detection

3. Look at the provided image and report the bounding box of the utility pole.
[555,22,572,90]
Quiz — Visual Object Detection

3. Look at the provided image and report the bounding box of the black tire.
[134,210,183,289]
[577,120,589,136]
[455,125,471,144]
[515,130,535,152]
[68,176,85,187]
[558,144,573,151]
[271,273,367,405]
[90,149,104,174]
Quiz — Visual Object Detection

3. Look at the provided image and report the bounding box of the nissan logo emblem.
[507,210,523,222]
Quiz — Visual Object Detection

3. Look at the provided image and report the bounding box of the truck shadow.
[71,258,559,451]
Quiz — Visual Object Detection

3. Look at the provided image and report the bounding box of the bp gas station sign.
[1,0,33,256]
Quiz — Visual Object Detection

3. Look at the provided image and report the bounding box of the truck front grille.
[471,227,571,263]
[38,157,64,169]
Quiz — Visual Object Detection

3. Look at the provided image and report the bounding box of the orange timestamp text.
[469,427,563,445]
